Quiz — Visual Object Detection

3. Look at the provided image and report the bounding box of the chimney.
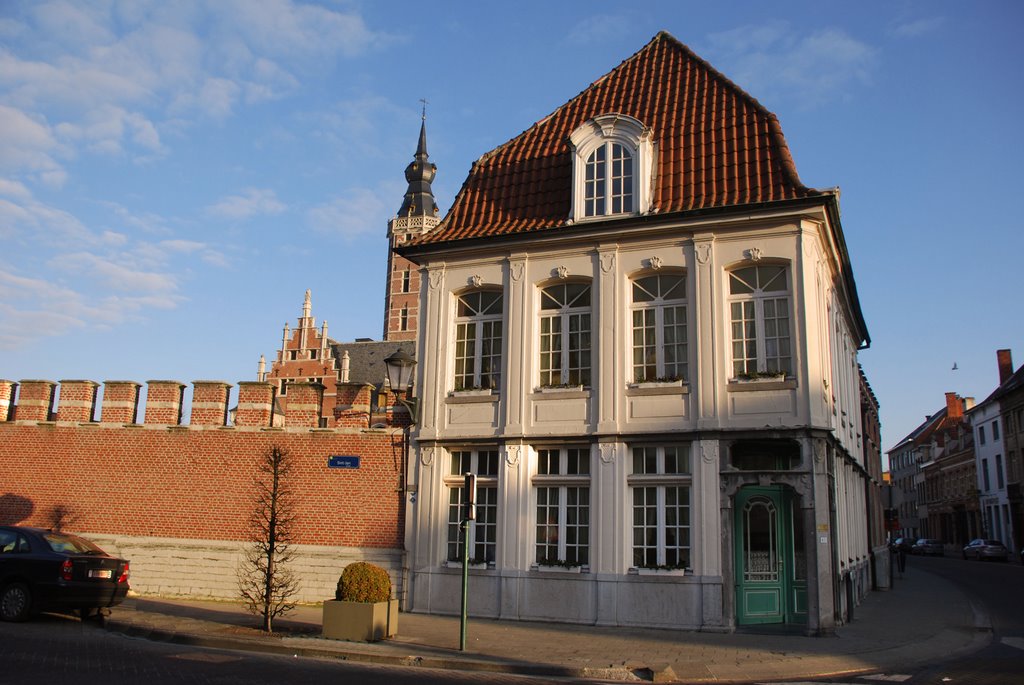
[997,349,1014,385]
[945,392,963,421]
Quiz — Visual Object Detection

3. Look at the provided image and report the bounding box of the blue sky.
[2,1,1022,455]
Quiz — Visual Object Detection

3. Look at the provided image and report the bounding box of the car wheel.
[0,583,32,622]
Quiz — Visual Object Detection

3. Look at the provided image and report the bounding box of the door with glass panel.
[734,486,806,625]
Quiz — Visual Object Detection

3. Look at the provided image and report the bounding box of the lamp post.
[384,349,473,651]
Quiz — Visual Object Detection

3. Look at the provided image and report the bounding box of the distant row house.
[887,350,1023,556]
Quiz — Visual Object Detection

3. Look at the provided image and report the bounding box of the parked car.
[890,537,913,553]
[962,538,1008,562]
[911,538,944,556]
[0,526,130,622]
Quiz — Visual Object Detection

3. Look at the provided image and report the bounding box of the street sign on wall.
[328,455,360,469]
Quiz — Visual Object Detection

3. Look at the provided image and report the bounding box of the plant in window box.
[635,562,687,576]
[734,370,787,382]
[535,556,582,572]
[537,382,584,393]
[630,375,683,388]
[447,556,489,569]
[450,383,494,397]
[322,562,398,642]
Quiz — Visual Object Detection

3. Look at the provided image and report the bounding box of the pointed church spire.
[397,103,438,219]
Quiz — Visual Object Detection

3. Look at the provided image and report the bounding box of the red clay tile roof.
[414,31,824,246]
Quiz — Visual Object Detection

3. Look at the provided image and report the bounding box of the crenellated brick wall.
[0,377,407,604]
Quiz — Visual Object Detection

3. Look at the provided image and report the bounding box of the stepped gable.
[415,31,821,245]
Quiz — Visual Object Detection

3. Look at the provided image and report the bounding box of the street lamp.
[383,350,418,422]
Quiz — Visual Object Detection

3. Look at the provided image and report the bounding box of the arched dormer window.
[454,289,503,391]
[569,114,654,222]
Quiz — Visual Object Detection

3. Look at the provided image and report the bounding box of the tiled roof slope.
[416,31,823,245]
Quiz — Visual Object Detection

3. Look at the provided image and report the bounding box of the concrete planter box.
[322,599,398,642]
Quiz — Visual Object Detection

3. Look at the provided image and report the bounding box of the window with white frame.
[568,114,654,222]
[446,449,499,564]
[728,264,792,378]
[629,445,691,569]
[454,290,503,391]
[631,273,688,382]
[533,447,590,567]
[539,282,591,387]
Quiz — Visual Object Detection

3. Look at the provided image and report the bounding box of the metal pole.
[459,518,469,650]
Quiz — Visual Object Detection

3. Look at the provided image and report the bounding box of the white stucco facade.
[401,203,872,633]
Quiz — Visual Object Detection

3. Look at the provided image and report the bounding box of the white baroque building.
[398,33,873,635]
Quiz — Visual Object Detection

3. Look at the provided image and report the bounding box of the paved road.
[0,612,602,685]
[765,553,1024,685]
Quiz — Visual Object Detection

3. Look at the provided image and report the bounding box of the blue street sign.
[328,455,360,469]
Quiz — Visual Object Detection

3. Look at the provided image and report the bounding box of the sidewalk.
[102,568,991,683]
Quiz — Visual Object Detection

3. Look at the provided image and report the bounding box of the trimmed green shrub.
[336,562,392,603]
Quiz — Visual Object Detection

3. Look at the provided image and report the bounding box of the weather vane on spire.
[419,98,428,121]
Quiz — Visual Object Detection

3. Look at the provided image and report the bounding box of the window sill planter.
[727,377,796,392]
[445,560,488,570]
[449,388,494,397]
[628,379,683,389]
[626,380,689,396]
[537,385,584,394]
[535,564,582,574]
[322,599,398,642]
[635,567,686,577]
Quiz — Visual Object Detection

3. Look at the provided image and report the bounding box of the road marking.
[169,652,243,663]
[860,676,912,682]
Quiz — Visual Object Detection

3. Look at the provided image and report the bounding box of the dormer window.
[569,114,654,222]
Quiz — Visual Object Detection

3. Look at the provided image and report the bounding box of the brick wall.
[0,378,408,604]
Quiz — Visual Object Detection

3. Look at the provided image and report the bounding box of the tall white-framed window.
[728,264,792,378]
[631,272,688,382]
[454,289,503,391]
[533,447,590,567]
[628,445,691,569]
[569,114,654,222]
[445,449,499,565]
[539,281,591,387]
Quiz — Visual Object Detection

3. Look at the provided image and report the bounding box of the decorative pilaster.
[101,381,141,424]
[144,381,186,425]
[191,381,232,426]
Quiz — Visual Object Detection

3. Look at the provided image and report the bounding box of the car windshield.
[43,532,105,555]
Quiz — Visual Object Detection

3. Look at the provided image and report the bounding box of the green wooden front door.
[735,486,807,626]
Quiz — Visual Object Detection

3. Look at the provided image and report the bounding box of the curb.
[103,618,636,682]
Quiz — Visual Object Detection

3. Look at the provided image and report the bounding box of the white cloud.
[49,251,179,294]
[0,104,67,184]
[0,178,32,200]
[703,22,877,108]
[307,187,387,240]
[567,15,628,46]
[207,188,287,220]
[891,16,945,38]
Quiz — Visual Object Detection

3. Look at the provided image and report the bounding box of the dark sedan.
[0,526,130,622]
[911,538,945,556]
[962,538,1009,562]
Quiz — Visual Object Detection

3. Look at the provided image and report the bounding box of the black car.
[0,526,130,622]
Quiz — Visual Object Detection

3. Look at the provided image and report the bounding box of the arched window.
[584,142,633,217]
[539,281,591,387]
[728,264,792,378]
[631,272,687,382]
[569,114,653,222]
[454,289,503,391]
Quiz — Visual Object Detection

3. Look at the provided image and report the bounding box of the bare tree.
[237,445,300,632]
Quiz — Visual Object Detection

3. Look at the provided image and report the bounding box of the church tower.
[384,110,439,341]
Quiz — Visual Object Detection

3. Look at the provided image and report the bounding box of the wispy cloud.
[307,187,388,241]
[891,16,944,38]
[703,22,877,109]
[207,188,287,220]
[567,15,629,46]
